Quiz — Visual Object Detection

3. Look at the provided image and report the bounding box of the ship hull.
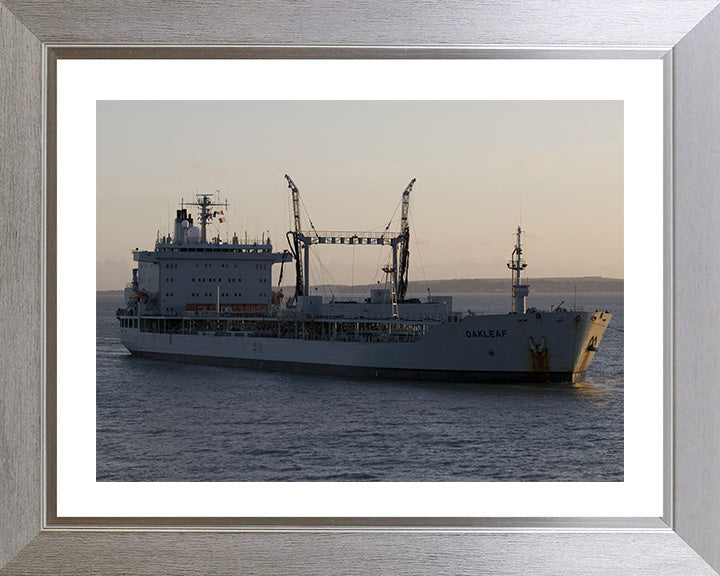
[119,310,611,384]
[128,349,580,383]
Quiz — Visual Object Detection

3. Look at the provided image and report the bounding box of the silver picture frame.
[2,1,720,574]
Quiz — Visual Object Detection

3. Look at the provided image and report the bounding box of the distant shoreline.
[98,276,623,295]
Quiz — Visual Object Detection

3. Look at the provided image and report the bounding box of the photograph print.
[96,100,623,482]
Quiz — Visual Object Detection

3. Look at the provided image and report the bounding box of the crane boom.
[396,178,416,302]
[284,174,304,299]
[283,175,415,305]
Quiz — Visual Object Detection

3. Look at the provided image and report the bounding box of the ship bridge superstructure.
[125,194,290,318]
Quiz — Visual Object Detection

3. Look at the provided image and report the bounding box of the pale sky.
[97,100,623,291]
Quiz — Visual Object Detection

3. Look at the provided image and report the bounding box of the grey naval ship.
[117,176,611,383]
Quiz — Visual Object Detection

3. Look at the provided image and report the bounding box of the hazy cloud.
[531,153,552,165]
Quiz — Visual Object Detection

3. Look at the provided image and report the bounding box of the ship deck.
[116,312,444,343]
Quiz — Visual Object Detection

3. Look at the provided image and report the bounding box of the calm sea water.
[96,292,623,482]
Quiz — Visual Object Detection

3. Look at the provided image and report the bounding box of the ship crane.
[284,174,305,303]
[382,265,399,319]
[283,175,416,309]
[396,178,415,302]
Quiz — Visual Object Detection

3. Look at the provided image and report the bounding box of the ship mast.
[197,194,213,243]
[507,226,529,313]
[184,193,228,244]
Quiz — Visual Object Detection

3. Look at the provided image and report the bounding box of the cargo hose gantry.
[284,175,416,305]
